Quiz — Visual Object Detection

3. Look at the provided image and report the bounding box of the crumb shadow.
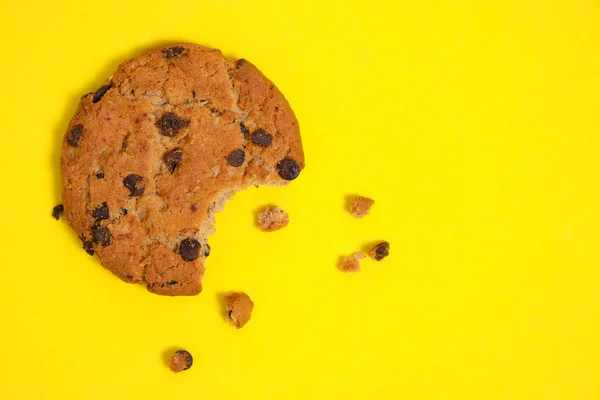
[360,240,382,254]
[49,38,185,205]
[161,346,182,369]
[216,291,232,322]
[344,194,358,213]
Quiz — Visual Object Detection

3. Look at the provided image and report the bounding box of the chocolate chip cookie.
[60,43,305,295]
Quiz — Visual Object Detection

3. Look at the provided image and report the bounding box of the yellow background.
[1,0,600,399]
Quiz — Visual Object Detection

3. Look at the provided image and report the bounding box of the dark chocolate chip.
[92,225,111,247]
[95,171,104,179]
[126,275,133,280]
[66,124,83,147]
[277,157,300,180]
[52,204,64,220]
[119,208,128,215]
[175,350,193,370]
[190,205,197,212]
[251,128,273,147]
[191,90,196,98]
[166,280,178,285]
[226,149,245,167]
[228,309,233,318]
[236,58,246,67]
[239,122,249,136]
[204,244,211,257]
[79,235,95,256]
[164,148,182,174]
[179,238,201,261]
[123,174,145,197]
[92,202,109,220]
[372,241,390,261]
[92,84,113,103]
[155,112,190,137]
[162,46,185,59]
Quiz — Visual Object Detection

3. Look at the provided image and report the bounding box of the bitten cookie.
[60,43,305,296]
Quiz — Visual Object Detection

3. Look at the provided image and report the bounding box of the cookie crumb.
[339,252,366,273]
[369,241,390,261]
[52,204,64,220]
[257,206,289,232]
[169,350,193,372]
[349,196,374,218]
[224,292,254,329]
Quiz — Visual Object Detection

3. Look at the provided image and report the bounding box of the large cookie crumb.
[224,292,254,329]
[339,252,366,273]
[169,350,193,372]
[257,206,289,232]
[369,241,390,261]
[349,196,374,218]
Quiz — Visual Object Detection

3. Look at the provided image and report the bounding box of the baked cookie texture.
[61,43,304,296]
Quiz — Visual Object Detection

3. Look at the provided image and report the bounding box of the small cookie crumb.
[339,252,366,273]
[349,196,374,218]
[257,206,289,232]
[52,204,64,220]
[169,350,193,372]
[224,292,254,329]
[369,241,390,261]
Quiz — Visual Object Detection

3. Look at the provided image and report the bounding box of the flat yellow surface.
[1,0,600,399]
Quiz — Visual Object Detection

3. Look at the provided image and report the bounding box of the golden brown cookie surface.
[61,43,304,295]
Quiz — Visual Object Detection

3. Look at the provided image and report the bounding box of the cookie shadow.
[49,39,185,205]
[216,291,233,322]
[344,194,359,213]
[360,240,382,254]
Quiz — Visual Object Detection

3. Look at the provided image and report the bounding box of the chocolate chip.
[155,112,190,137]
[92,225,111,247]
[126,275,133,280]
[277,157,300,180]
[236,58,246,67]
[95,171,104,179]
[79,235,95,256]
[371,241,390,261]
[66,124,83,147]
[226,149,245,167]
[119,208,128,215]
[228,310,233,318]
[204,244,211,257]
[162,46,185,59]
[123,174,145,197]
[52,204,64,220]
[164,148,182,174]
[92,202,109,220]
[190,205,197,212]
[251,128,273,147]
[179,238,201,261]
[239,122,249,136]
[166,280,178,285]
[92,84,113,103]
